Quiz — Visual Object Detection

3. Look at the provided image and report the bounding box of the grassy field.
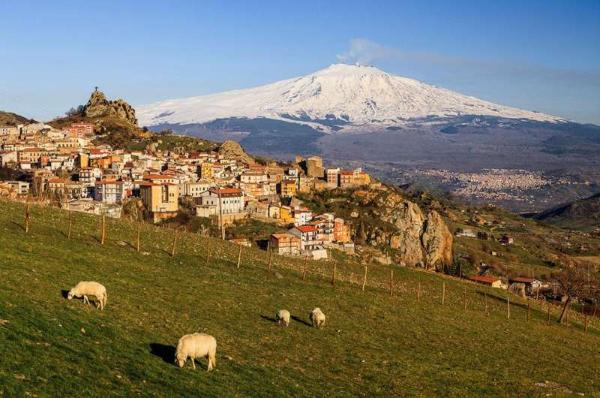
[0,199,598,397]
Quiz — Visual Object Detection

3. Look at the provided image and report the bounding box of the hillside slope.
[0,199,598,397]
[535,193,600,231]
[0,110,33,126]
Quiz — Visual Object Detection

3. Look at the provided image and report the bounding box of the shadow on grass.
[87,234,101,243]
[291,315,312,327]
[10,221,25,232]
[475,290,530,311]
[123,240,137,251]
[260,314,277,323]
[150,343,176,365]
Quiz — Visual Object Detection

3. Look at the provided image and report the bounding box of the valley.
[138,64,600,212]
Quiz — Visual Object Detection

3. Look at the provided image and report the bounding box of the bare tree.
[552,264,598,324]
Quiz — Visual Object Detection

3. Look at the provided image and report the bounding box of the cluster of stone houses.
[469,274,547,298]
[1,121,370,259]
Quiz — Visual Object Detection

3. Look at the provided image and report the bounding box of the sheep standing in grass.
[276,309,290,327]
[175,333,217,371]
[310,308,326,329]
[67,281,107,310]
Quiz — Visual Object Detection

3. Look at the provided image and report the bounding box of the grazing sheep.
[309,307,326,329]
[276,309,290,327]
[175,333,217,371]
[67,281,107,310]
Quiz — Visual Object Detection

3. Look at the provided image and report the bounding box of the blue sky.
[1,0,599,123]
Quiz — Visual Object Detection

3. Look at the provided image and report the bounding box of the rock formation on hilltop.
[218,140,255,165]
[301,186,453,269]
[84,88,137,126]
[369,188,453,268]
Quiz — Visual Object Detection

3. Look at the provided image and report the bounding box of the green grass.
[0,199,598,397]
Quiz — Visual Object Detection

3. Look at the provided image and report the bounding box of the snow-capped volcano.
[137,63,563,129]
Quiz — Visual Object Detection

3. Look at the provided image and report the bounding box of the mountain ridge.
[534,193,600,231]
[137,64,565,130]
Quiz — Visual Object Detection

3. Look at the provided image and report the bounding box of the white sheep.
[309,307,326,329]
[67,281,107,310]
[175,333,217,371]
[276,309,290,327]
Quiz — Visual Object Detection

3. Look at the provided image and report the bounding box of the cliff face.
[84,89,137,126]
[372,189,453,269]
[218,140,255,165]
[303,186,453,270]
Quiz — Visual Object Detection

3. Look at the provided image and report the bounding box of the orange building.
[269,233,301,256]
[333,218,351,243]
[68,122,95,137]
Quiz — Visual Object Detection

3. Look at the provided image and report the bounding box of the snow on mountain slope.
[137,64,564,129]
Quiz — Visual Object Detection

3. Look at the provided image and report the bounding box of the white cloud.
[336,38,600,88]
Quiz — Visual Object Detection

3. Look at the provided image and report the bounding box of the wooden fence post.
[268,247,273,272]
[547,302,551,323]
[417,280,421,302]
[205,249,211,266]
[236,245,242,269]
[463,287,467,311]
[484,292,489,315]
[507,296,511,319]
[136,223,141,253]
[170,229,178,257]
[331,262,337,286]
[100,214,106,245]
[441,282,446,305]
[584,305,589,333]
[24,202,30,233]
[67,210,72,239]
[302,256,308,280]
[362,266,368,291]
[389,268,394,296]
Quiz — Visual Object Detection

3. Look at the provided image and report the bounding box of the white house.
[181,180,213,198]
[293,209,313,226]
[289,225,319,251]
[79,167,102,186]
[198,188,245,214]
[6,181,30,195]
[94,180,125,204]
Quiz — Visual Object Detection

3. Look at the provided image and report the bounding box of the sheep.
[309,307,326,329]
[67,281,107,310]
[276,309,290,327]
[175,333,217,371]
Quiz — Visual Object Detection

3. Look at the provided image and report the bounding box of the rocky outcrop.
[333,187,453,270]
[84,89,137,126]
[218,140,254,165]
[421,210,453,267]
[373,190,452,269]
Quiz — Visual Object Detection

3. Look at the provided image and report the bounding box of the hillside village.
[0,91,376,261]
[1,94,599,397]
[1,90,599,305]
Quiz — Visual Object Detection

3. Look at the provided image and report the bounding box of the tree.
[65,105,85,117]
[552,263,598,324]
